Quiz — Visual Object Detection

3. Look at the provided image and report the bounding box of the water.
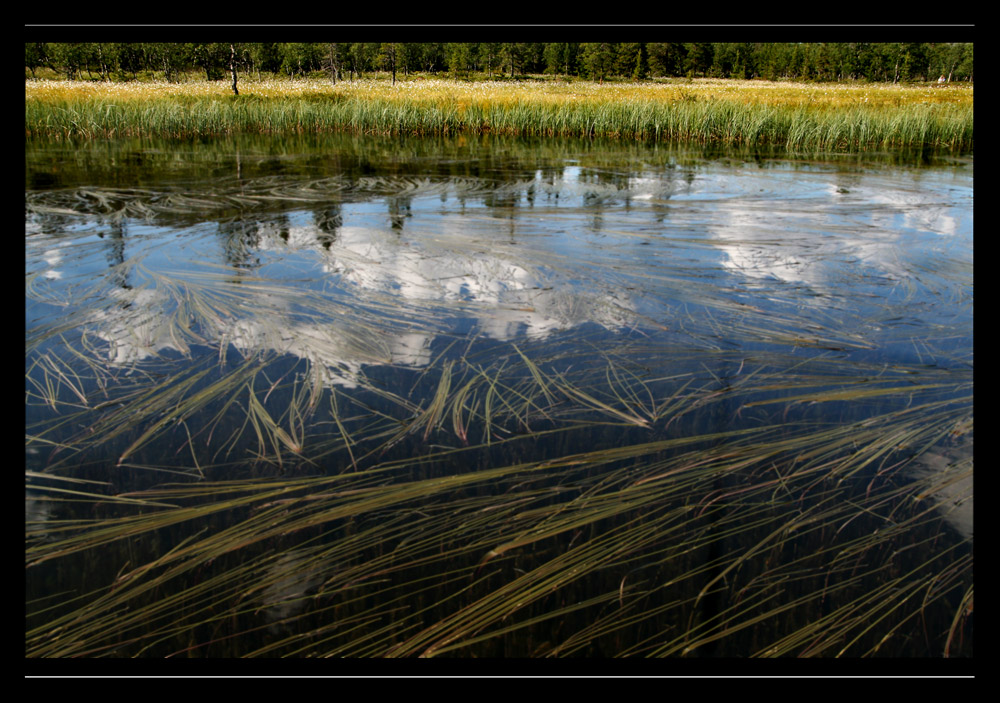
[25,134,973,661]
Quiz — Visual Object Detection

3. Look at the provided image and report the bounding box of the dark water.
[25,133,972,663]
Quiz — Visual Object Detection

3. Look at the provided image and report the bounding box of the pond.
[25,133,972,662]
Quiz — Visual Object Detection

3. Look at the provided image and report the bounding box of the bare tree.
[380,43,398,85]
[229,43,239,96]
[324,43,340,85]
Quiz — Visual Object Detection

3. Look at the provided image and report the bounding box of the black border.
[24,21,975,680]
[24,23,975,44]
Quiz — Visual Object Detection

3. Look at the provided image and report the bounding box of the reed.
[26,314,973,657]
[26,77,973,152]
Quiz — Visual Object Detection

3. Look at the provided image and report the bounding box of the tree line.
[26,42,974,84]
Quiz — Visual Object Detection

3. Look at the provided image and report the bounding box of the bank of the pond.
[25,77,973,152]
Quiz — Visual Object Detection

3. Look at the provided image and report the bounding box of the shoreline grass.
[25,77,973,152]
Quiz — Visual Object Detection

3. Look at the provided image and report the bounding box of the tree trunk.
[97,45,108,81]
[328,43,339,85]
[230,44,239,96]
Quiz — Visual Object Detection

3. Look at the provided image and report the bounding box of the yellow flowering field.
[26,75,974,109]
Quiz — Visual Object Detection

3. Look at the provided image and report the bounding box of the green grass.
[25,77,973,152]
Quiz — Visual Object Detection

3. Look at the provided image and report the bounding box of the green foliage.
[479,42,503,78]
[25,42,48,78]
[26,42,974,84]
[685,43,715,78]
[580,43,615,82]
[446,42,472,77]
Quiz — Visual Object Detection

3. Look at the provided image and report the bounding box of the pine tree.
[632,44,648,80]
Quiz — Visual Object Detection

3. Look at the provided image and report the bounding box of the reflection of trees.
[26,210,74,237]
[97,219,131,291]
[484,190,518,242]
[536,168,563,204]
[582,190,604,232]
[218,219,263,271]
[273,214,292,244]
[387,194,412,232]
[312,202,343,249]
[485,191,517,215]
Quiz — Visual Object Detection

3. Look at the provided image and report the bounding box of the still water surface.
[25,135,972,660]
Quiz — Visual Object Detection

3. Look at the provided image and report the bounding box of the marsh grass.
[25,312,973,657]
[26,77,973,152]
[26,410,972,658]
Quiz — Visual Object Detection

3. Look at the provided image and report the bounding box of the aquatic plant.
[25,142,973,660]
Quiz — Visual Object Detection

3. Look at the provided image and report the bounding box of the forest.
[26,42,974,84]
